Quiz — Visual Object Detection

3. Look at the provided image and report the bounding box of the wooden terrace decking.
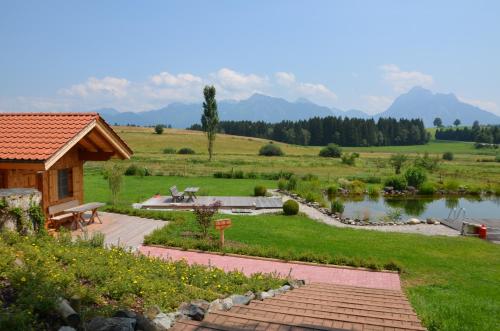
[140,196,283,210]
[71,212,166,250]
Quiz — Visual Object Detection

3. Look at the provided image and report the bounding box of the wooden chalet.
[0,113,132,218]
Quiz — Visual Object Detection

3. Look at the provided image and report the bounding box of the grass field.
[82,126,500,331]
[142,212,500,331]
[86,126,500,188]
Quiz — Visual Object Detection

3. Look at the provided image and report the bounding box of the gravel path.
[280,195,460,237]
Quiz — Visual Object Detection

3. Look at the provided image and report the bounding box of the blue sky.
[1,0,499,114]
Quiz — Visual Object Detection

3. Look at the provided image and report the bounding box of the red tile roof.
[0,112,100,161]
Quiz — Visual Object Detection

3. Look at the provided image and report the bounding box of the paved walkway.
[172,282,425,331]
[72,212,166,250]
[139,246,401,290]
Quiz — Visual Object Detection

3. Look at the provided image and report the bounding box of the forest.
[435,122,500,143]
[190,116,429,147]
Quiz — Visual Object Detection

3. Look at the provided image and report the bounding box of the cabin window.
[57,168,73,199]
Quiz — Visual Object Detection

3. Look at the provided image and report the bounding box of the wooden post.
[214,219,232,248]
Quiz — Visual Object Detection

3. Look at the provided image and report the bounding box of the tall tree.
[201,85,219,161]
[433,117,443,128]
[453,119,461,127]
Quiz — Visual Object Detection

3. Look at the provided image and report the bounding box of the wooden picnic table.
[64,202,106,231]
[184,187,199,202]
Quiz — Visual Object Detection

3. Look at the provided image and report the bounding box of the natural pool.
[336,195,500,222]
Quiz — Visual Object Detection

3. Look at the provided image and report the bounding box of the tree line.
[435,121,500,143]
[189,116,430,147]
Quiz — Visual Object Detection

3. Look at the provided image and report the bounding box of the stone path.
[171,282,425,331]
[281,194,460,237]
[139,246,401,290]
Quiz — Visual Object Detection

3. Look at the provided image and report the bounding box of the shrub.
[286,175,298,191]
[384,176,407,191]
[304,192,317,203]
[389,154,408,174]
[259,143,284,156]
[341,152,359,166]
[277,178,287,190]
[246,171,258,179]
[193,201,221,238]
[282,200,299,215]
[330,200,345,215]
[177,147,195,155]
[419,182,436,195]
[154,124,164,134]
[163,147,176,154]
[404,167,427,188]
[442,152,454,161]
[301,173,318,181]
[414,152,440,172]
[467,185,482,195]
[326,185,339,197]
[350,180,366,195]
[233,170,244,179]
[102,163,124,205]
[124,164,140,176]
[254,185,267,196]
[319,144,342,158]
[368,186,380,197]
[444,180,460,191]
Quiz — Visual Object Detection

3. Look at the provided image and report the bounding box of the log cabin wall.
[1,146,84,216]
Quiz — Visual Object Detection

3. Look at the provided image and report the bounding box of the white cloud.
[59,76,130,98]
[5,68,341,112]
[380,64,434,92]
[361,95,394,114]
[151,72,202,86]
[458,96,499,114]
[275,72,296,86]
[274,71,338,105]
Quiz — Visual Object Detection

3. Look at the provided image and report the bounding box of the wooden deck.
[140,195,283,210]
[71,212,166,250]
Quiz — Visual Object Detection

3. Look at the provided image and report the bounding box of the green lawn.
[144,213,500,331]
[84,170,277,206]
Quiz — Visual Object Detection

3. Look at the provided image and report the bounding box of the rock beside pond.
[152,312,177,330]
[407,218,421,224]
[179,300,208,321]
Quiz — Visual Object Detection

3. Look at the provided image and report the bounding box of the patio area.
[71,211,166,250]
[140,195,283,210]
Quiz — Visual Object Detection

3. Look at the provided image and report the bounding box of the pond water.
[335,195,500,222]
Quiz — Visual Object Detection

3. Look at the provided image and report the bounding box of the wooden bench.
[169,185,185,202]
[48,200,79,227]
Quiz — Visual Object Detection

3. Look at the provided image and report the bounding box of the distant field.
[86,126,500,187]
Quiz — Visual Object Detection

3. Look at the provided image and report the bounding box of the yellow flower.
[21,277,26,282]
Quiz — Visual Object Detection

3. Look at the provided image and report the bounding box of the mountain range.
[96,87,500,128]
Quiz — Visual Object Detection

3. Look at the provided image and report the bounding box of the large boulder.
[0,188,42,234]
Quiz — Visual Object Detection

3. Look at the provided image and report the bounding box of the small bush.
[277,178,287,190]
[384,176,407,191]
[286,176,298,191]
[154,124,164,134]
[341,152,359,166]
[444,180,460,191]
[254,185,267,196]
[319,144,342,158]
[442,152,454,161]
[233,170,244,179]
[124,164,140,176]
[259,143,284,156]
[331,200,345,214]
[163,147,176,154]
[304,192,317,203]
[419,182,436,195]
[368,186,380,197]
[326,185,338,197]
[404,167,427,188]
[467,185,482,195]
[283,200,299,215]
[301,173,318,181]
[246,171,258,179]
[177,147,195,155]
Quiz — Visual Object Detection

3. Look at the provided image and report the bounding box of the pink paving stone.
[139,246,401,290]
